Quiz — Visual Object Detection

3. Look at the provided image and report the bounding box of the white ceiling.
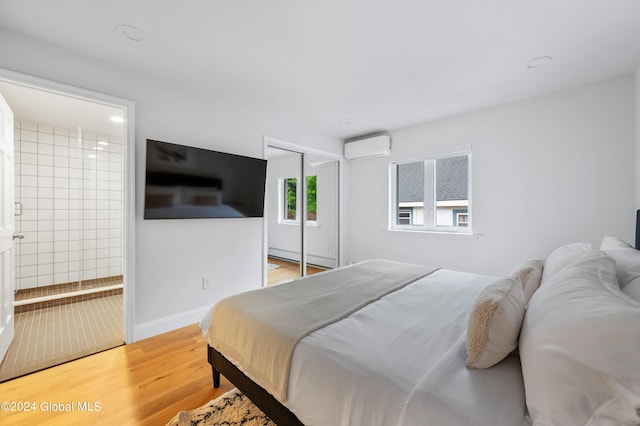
[0,81,125,137]
[1,0,640,139]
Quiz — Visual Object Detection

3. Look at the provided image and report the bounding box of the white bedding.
[202,267,526,426]
[285,269,525,426]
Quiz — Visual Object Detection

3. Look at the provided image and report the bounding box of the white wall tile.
[38,231,53,242]
[20,129,37,142]
[38,241,53,253]
[21,254,37,266]
[21,164,38,176]
[54,156,69,168]
[53,230,69,241]
[54,210,69,220]
[37,176,53,188]
[37,165,53,177]
[38,132,54,144]
[54,251,69,263]
[38,253,53,264]
[21,152,38,165]
[38,200,53,211]
[38,275,54,286]
[21,243,38,255]
[53,273,69,283]
[37,209,53,221]
[38,124,54,134]
[21,276,38,289]
[20,265,37,278]
[37,263,53,275]
[20,176,38,187]
[53,262,68,274]
[38,143,54,155]
[15,121,124,288]
[53,177,68,188]
[53,241,69,252]
[21,141,38,154]
[21,220,37,232]
[37,154,54,166]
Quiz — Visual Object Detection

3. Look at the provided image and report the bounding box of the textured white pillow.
[465,276,526,369]
[510,259,543,304]
[540,242,592,284]
[520,250,640,425]
[600,235,640,289]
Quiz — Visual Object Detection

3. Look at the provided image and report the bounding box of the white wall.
[266,153,338,268]
[348,75,636,277]
[0,29,342,339]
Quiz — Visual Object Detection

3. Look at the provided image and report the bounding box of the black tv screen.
[144,139,267,219]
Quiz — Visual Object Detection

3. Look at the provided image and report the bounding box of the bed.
[200,213,640,425]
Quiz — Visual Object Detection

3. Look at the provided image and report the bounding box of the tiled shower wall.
[13,121,123,290]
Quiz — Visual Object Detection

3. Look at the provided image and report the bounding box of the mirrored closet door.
[265,145,340,286]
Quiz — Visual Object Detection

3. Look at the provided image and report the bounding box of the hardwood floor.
[0,324,232,426]
[268,257,326,286]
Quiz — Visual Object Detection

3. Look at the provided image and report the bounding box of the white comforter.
[201,267,527,425]
[284,269,526,426]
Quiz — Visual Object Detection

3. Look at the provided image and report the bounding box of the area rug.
[166,388,275,426]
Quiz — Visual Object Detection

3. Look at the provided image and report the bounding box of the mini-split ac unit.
[343,135,391,160]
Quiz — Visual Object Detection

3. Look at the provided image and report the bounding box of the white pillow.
[465,276,526,369]
[510,259,543,304]
[520,250,640,425]
[600,235,640,289]
[540,242,591,284]
[623,278,640,303]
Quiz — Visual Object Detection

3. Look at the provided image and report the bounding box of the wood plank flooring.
[268,257,326,286]
[0,324,232,426]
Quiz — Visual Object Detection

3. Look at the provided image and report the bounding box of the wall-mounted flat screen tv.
[144,139,267,219]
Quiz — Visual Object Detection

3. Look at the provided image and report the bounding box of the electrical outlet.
[202,278,210,290]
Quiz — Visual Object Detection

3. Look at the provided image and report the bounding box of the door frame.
[263,135,343,287]
[0,68,136,343]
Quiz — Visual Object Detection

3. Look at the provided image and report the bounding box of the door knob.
[12,233,24,240]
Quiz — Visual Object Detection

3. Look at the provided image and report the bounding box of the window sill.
[278,220,319,227]
[387,228,483,239]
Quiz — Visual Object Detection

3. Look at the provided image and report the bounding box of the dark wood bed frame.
[207,209,640,425]
[207,344,304,425]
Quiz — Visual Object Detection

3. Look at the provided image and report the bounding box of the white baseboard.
[268,248,336,269]
[133,305,211,342]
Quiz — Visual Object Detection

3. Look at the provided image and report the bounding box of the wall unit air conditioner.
[344,135,391,160]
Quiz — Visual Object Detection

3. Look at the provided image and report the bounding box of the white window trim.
[389,151,472,235]
[278,176,318,226]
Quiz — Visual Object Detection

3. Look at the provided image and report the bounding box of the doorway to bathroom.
[0,73,133,382]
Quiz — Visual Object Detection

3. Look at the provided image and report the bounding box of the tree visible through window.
[283,175,317,222]
[392,153,471,232]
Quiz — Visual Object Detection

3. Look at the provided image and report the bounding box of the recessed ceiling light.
[115,24,147,42]
[339,118,352,125]
[98,141,109,146]
[110,115,124,123]
[526,56,552,69]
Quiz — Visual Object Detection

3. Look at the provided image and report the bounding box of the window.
[284,177,297,220]
[282,175,317,223]
[391,153,471,233]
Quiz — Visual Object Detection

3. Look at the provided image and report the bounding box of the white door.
[0,93,15,362]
